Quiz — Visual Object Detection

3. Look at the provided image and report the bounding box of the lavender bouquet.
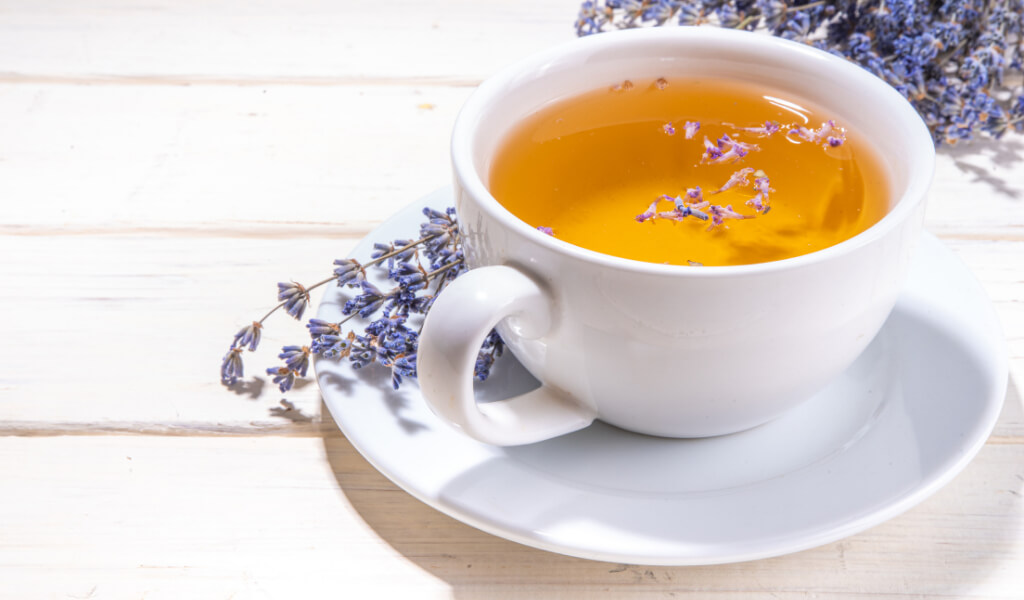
[221,208,503,393]
[576,0,1024,144]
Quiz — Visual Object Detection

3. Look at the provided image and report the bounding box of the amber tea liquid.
[488,78,890,266]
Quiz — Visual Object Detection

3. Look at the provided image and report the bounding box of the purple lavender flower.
[702,134,759,164]
[706,204,748,229]
[343,280,387,318]
[683,121,700,139]
[637,188,710,224]
[312,333,354,359]
[715,2,743,29]
[266,366,297,393]
[788,120,846,148]
[222,203,502,394]
[701,136,724,162]
[537,226,555,236]
[391,354,417,389]
[278,345,311,377]
[724,120,781,137]
[747,171,774,213]
[474,330,505,381]
[575,1,607,36]
[277,281,309,320]
[663,122,676,135]
[220,347,244,385]
[677,2,707,26]
[635,199,661,223]
[390,262,429,292]
[306,318,340,337]
[576,0,1024,144]
[333,258,363,287]
[232,321,262,352]
[712,167,755,194]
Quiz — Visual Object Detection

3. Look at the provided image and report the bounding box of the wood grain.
[0,430,1019,598]
[0,0,1021,597]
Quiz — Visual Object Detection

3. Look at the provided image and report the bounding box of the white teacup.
[417,27,934,446]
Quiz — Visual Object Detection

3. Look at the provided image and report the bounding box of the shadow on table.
[942,134,1024,199]
[320,371,1023,598]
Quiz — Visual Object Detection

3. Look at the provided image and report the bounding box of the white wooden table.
[2,2,1022,597]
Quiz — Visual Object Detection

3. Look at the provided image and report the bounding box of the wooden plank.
[0,233,360,429]
[0,433,1020,598]
[927,137,1024,239]
[0,0,574,82]
[0,84,466,231]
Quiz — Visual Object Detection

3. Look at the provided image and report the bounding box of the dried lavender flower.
[220,348,244,385]
[232,321,262,352]
[277,282,310,320]
[575,0,1024,144]
[222,205,506,395]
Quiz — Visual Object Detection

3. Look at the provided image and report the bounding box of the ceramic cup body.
[417,27,934,446]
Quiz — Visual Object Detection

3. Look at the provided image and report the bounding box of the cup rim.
[450,27,936,276]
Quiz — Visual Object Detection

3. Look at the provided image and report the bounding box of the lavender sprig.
[576,0,1024,144]
[221,206,504,392]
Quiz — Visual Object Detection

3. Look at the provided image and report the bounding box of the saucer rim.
[315,187,1007,566]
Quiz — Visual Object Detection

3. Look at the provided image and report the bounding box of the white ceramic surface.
[419,27,936,444]
[315,190,1007,566]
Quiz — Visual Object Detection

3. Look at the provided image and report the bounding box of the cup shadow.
[320,374,1024,597]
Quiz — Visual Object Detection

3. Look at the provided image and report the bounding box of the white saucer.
[314,188,1007,565]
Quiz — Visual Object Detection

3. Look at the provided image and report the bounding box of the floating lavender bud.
[712,167,755,194]
[537,226,555,236]
[638,189,711,225]
[747,170,774,214]
[701,136,724,162]
[683,121,700,139]
[788,120,846,148]
[706,204,748,229]
[702,135,759,164]
[635,199,661,223]
[663,122,676,135]
[724,120,781,137]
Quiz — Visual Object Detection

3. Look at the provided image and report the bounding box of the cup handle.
[417,265,596,445]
